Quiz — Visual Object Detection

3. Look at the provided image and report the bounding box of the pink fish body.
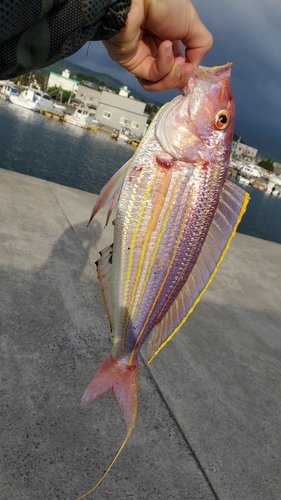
[77,63,249,498]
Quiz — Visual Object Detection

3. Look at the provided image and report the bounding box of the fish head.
[155,63,235,165]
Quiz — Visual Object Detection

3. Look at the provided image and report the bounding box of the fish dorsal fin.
[88,159,132,226]
[96,244,114,330]
[147,180,250,363]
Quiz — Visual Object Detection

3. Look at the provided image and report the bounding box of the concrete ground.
[0,167,280,500]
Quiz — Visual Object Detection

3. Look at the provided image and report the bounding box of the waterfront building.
[95,90,148,138]
[273,162,281,175]
[47,69,79,94]
[232,141,258,161]
[75,85,101,108]
[119,85,130,97]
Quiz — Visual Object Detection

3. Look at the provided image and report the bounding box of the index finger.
[182,15,213,66]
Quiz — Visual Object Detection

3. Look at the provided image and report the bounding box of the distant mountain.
[41,59,161,106]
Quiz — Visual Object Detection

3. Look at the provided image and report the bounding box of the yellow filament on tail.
[76,416,136,500]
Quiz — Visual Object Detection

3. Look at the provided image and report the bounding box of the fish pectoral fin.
[96,243,113,330]
[78,356,138,499]
[88,158,132,226]
[147,180,250,363]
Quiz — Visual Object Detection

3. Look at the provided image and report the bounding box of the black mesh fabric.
[0,0,131,79]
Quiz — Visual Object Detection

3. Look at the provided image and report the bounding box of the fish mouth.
[197,62,232,78]
[178,62,233,95]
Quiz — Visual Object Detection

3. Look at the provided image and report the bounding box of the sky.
[68,0,281,161]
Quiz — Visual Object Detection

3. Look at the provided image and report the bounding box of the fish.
[76,63,249,499]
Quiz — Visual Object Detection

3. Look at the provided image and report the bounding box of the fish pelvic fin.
[96,244,113,330]
[76,356,138,499]
[147,180,250,364]
[87,159,132,227]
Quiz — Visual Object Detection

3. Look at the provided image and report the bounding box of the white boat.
[237,175,252,185]
[64,103,99,129]
[0,80,18,100]
[9,87,55,112]
[53,103,67,113]
[266,181,276,193]
[117,126,131,142]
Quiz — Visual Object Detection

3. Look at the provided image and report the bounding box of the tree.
[145,103,159,124]
[258,159,274,172]
[33,71,45,88]
[145,103,159,115]
[47,85,71,103]
[13,73,30,86]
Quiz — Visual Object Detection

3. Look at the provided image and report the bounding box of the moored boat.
[117,126,130,142]
[237,175,252,185]
[64,103,99,129]
[9,87,55,112]
[0,80,19,100]
[110,129,119,140]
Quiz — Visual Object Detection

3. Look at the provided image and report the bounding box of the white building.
[75,85,101,108]
[119,86,131,97]
[47,70,79,94]
[273,162,281,175]
[232,141,258,161]
[95,90,148,138]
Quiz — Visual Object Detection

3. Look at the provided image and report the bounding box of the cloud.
[69,0,281,159]
[194,0,281,158]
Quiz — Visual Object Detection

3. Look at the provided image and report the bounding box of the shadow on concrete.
[1,234,281,499]
[39,218,103,277]
[0,219,218,500]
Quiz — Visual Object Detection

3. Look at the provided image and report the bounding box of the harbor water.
[1,100,281,244]
[0,100,132,194]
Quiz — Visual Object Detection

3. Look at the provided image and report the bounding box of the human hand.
[102,0,213,92]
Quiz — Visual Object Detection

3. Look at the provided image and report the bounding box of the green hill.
[41,59,161,105]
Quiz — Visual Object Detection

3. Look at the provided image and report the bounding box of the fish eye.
[215,110,231,130]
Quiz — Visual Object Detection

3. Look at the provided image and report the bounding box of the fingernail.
[175,63,184,77]
[176,62,194,79]
[165,41,173,58]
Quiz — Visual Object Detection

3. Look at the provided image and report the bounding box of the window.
[131,121,140,129]
[119,117,129,125]
[103,111,112,119]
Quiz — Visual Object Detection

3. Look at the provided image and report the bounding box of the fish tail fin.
[76,356,138,499]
